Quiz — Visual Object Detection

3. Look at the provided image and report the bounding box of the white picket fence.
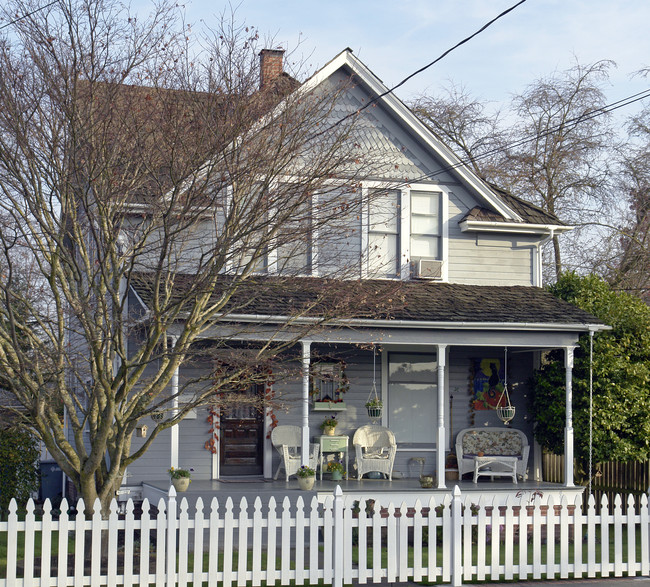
[1,485,650,586]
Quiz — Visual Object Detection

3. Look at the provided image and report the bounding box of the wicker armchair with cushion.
[271,425,320,481]
[352,425,397,480]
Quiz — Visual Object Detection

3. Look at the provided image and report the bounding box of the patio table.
[473,455,518,483]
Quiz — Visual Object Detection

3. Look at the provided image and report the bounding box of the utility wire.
[390,87,650,191]
[312,0,527,139]
[0,0,58,31]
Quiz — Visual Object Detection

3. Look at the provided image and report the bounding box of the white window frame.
[362,181,449,280]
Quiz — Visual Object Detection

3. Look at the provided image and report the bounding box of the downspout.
[535,228,556,287]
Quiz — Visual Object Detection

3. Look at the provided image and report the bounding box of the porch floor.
[141,476,582,510]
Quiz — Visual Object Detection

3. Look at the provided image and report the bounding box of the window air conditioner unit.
[414,258,443,279]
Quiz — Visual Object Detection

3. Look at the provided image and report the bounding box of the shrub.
[0,427,40,514]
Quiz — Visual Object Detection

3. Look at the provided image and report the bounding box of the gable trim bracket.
[459,220,573,236]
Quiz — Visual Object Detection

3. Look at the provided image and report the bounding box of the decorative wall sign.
[471,358,507,411]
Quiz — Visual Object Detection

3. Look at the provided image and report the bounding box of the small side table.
[473,456,518,483]
[319,435,349,481]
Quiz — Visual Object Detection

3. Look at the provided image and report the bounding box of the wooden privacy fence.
[543,454,650,510]
[2,486,650,586]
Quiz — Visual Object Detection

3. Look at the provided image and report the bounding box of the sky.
[177,0,650,119]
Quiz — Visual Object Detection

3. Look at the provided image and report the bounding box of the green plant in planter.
[168,467,191,479]
[320,415,338,429]
[296,465,316,477]
[326,461,345,474]
[365,398,383,409]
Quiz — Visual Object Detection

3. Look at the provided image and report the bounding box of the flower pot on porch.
[330,470,343,481]
[445,468,458,481]
[323,425,336,436]
[367,406,382,419]
[298,475,316,490]
[172,477,191,492]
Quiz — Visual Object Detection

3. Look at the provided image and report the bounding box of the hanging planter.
[496,347,516,425]
[365,400,383,419]
[366,345,382,422]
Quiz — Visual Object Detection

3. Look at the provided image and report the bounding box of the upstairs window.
[368,189,400,278]
[410,190,441,261]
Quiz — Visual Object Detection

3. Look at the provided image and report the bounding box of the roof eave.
[459,220,573,235]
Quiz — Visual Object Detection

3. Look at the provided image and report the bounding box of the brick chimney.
[259,49,285,90]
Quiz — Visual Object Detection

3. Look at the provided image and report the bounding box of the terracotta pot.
[172,477,191,492]
[298,475,316,490]
[323,425,336,436]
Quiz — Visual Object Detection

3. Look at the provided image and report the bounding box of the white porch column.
[564,346,575,488]
[170,336,180,470]
[437,344,447,489]
[301,341,312,467]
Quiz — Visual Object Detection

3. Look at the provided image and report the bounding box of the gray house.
[121,48,606,494]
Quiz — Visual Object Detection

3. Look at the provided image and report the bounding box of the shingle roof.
[130,274,603,328]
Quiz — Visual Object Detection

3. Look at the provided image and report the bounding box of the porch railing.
[2,485,650,586]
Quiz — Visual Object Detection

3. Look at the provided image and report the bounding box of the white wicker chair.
[352,425,397,480]
[271,425,320,481]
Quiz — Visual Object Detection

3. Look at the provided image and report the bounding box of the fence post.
[333,485,344,587]
[451,485,463,587]
[167,485,178,587]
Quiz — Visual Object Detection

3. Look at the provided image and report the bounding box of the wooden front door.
[219,384,264,476]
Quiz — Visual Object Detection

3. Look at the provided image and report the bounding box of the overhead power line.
[313,0,528,139]
[393,87,650,190]
[0,0,58,31]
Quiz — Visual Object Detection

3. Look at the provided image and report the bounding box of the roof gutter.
[203,312,611,333]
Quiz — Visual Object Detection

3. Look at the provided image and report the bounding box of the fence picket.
[123,500,135,587]
[6,500,17,586]
[426,496,437,584]
[208,497,220,587]
[532,493,542,579]
[517,495,528,581]
[398,500,409,583]
[504,495,514,581]
[545,495,555,579]
[386,502,397,583]
[641,494,650,576]
[177,497,189,587]
[308,496,320,585]
[413,498,423,583]
[614,494,624,577]
[155,498,167,586]
[40,498,53,584]
[601,494,610,577]
[139,498,152,587]
[559,495,569,578]
[223,497,235,587]
[238,497,251,587]
[74,498,87,587]
[343,496,354,585]
[294,496,305,585]
[357,497,370,584]
[371,497,382,584]
[266,496,278,586]
[587,494,596,577]
[23,499,35,585]
[572,493,583,579]
[108,499,120,587]
[252,497,263,586]
[476,495,487,581]
[192,498,205,586]
[462,496,473,583]
[280,497,291,586]
[627,494,637,576]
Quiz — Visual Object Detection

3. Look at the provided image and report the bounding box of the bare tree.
[410,84,506,181]
[497,61,616,281]
[0,0,394,512]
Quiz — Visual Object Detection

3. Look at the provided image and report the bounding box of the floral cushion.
[461,430,523,457]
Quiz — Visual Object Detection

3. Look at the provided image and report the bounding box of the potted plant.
[169,467,192,492]
[296,465,316,490]
[365,398,383,419]
[445,452,459,481]
[320,415,338,436]
[326,460,345,481]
